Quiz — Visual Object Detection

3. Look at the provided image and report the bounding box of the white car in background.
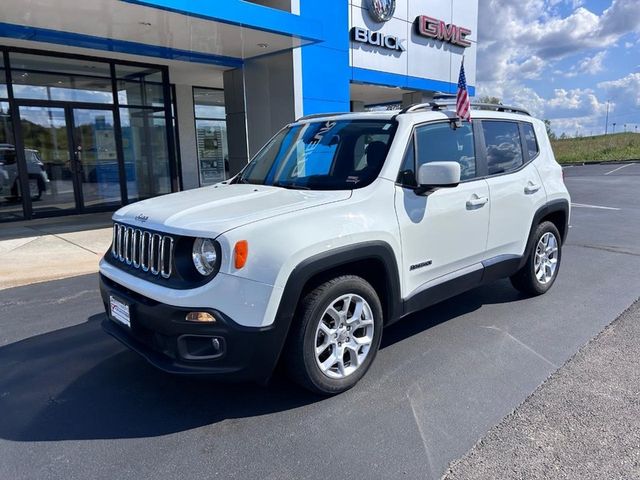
[99,102,570,395]
[0,144,49,200]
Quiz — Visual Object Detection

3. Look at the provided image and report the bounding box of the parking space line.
[604,163,635,175]
[572,202,621,211]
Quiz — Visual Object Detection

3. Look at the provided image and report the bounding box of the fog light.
[185,311,216,323]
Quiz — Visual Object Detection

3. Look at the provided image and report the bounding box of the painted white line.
[604,163,635,175]
[572,202,621,211]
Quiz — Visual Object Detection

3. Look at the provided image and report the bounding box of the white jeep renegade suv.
[100,102,570,395]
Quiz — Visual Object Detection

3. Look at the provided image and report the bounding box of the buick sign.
[352,27,405,52]
[367,0,395,23]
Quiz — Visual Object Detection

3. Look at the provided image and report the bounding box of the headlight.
[192,238,218,276]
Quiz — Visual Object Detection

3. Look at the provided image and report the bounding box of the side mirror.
[415,162,461,195]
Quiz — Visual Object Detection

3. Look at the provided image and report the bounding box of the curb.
[560,159,639,166]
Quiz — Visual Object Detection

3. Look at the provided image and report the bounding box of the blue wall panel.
[299,0,350,115]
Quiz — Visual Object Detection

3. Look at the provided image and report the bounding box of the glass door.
[71,108,121,210]
[18,105,76,215]
[17,105,122,214]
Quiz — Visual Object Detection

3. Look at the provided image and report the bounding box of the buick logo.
[134,214,149,223]
[367,0,395,22]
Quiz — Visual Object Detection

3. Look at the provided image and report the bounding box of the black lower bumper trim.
[100,274,289,382]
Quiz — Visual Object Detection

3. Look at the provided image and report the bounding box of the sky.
[476,0,640,136]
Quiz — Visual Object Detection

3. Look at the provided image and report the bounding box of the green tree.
[479,96,502,105]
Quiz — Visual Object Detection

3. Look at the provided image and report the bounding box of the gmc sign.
[415,15,472,48]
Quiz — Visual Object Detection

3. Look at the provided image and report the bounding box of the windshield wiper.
[272,181,311,190]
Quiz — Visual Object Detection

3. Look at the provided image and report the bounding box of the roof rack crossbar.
[295,112,350,122]
[399,101,530,116]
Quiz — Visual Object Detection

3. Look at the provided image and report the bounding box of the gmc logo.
[415,15,472,48]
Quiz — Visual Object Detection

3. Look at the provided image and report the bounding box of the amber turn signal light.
[234,240,248,269]
[185,312,216,323]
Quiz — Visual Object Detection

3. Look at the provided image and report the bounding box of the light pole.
[604,100,610,135]
[612,122,616,134]
[624,124,627,133]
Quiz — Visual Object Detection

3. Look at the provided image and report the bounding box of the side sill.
[400,255,522,320]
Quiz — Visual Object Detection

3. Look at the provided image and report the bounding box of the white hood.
[113,183,352,237]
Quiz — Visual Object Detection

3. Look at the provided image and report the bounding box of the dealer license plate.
[109,296,131,328]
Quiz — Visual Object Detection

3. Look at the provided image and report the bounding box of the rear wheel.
[284,275,383,395]
[510,221,562,295]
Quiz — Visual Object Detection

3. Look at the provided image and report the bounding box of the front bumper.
[100,274,288,382]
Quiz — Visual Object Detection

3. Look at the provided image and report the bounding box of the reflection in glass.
[18,106,74,214]
[0,102,24,220]
[0,69,7,98]
[73,109,121,209]
[196,120,228,185]
[116,66,164,107]
[193,88,227,185]
[10,52,113,104]
[120,108,171,201]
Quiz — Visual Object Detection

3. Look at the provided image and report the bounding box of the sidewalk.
[443,299,640,480]
[0,213,113,290]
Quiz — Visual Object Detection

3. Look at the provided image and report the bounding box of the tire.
[510,221,562,295]
[284,275,383,395]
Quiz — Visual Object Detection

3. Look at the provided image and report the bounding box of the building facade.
[0,0,478,221]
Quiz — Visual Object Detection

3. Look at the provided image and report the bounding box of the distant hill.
[551,132,640,164]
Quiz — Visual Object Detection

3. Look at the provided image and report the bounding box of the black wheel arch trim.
[519,199,569,270]
[268,241,403,376]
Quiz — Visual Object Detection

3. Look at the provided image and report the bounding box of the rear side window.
[482,121,524,175]
[415,122,476,181]
[522,123,539,159]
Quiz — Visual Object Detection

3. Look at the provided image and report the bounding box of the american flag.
[456,58,471,122]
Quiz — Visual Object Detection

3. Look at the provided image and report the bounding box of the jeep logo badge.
[134,214,149,223]
[367,0,395,23]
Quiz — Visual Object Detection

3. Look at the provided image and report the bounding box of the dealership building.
[0,0,477,222]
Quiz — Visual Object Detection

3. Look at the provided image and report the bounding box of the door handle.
[466,195,489,209]
[524,182,541,194]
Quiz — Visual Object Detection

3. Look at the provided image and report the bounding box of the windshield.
[236,119,397,190]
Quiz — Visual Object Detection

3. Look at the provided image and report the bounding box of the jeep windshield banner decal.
[415,15,472,48]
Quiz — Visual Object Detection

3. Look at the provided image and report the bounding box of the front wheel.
[510,221,562,295]
[284,275,383,395]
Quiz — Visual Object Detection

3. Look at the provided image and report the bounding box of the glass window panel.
[117,80,164,107]
[196,119,228,186]
[194,88,225,118]
[415,122,476,180]
[120,108,171,201]
[0,69,7,98]
[523,123,539,159]
[18,106,75,215]
[9,52,111,78]
[115,64,163,83]
[482,121,524,175]
[12,71,113,103]
[0,102,24,220]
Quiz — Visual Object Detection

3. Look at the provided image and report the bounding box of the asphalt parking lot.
[1,163,639,480]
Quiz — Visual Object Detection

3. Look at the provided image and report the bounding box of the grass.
[551,132,640,164]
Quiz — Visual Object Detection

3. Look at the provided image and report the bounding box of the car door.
[480,120,548,258]
[394,121,490,299]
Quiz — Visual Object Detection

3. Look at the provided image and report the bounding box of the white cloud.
[598,73,640,107]
[564,51,607,77]
[476,0,640,137]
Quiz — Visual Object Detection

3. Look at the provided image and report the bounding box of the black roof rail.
[295,112,350,122]
[399,101,531,116]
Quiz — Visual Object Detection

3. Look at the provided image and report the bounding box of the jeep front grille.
[111,223,174,278]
